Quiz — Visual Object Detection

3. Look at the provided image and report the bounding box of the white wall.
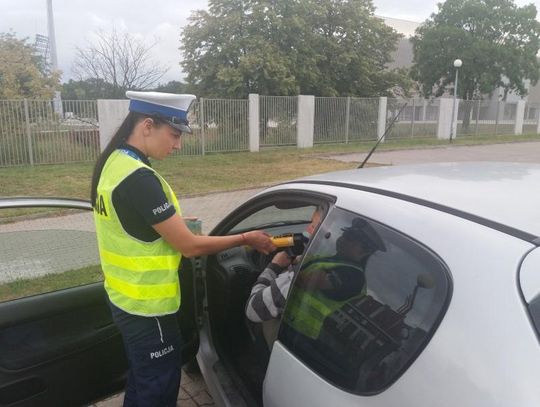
[248,94,260,152]
[437,98,453,140]
[297,95,315,148]
[97,99,129,151]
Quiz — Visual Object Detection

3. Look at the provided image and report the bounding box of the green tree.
[181,0,404,98]
[0,32,60,99]
[61,78,118,100]
[411,0,540,102]
[152,80,189,94]
[0,32,61,166]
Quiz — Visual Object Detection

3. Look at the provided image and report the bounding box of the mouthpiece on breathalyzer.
[270,233,306,256]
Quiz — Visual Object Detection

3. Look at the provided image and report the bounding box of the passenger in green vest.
[285,217,386,341]
[90,91,275,407]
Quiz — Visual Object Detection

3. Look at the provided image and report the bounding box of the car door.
[263,205,452,407]
[196,190,333,407]
[0,197,198,407]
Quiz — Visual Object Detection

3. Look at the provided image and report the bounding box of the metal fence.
[2,96,540,168]
[348,97,380,142]
[313,97,381,144]
[524,103,540,134]
[314,97,348,144]
[456,99,514,137]
[0,100,99,167]
[314,97,441,144]
[386,98,440,140]
[179,98,249,156]
[452,99,540,137]
[260,96,297,147]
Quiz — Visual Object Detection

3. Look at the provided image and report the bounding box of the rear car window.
[518,247,540,339]
[280,208,451,394]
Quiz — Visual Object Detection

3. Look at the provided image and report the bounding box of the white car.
[1,162,539,407]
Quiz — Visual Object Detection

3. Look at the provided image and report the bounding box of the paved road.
[93,369,214,407]
[323,140,540,165]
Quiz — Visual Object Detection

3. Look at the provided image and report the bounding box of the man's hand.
[272,251,293,268]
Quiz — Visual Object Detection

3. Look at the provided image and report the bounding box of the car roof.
[290,162,540,242]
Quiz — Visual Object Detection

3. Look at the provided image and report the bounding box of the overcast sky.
[1,0,538,84]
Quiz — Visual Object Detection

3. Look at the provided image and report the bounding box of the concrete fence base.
[97,99,129,152]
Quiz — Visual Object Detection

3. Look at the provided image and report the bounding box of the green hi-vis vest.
[284,259,366,339]
[93,149,182,316]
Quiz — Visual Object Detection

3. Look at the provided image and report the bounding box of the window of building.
[280,208,451,394]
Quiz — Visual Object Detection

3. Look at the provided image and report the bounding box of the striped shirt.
[245,263,294,323]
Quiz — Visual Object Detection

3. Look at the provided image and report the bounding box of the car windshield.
[229,205,316,233]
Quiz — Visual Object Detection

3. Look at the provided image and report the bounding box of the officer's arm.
[153,213,275,257]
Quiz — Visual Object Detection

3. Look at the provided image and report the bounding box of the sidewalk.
[180,187,265,234]
[322,140,540,165]
[93,369,214,407]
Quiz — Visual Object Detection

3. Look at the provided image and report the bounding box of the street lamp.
[449,58,462,142]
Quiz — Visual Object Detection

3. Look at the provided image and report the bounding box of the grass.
[1,133,539,202]
[0,264,103,302]
[0,161,95,199]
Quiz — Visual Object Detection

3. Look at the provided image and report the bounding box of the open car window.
[0,206,101,303]
[202,195,329,404]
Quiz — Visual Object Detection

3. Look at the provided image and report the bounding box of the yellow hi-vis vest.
[93,149,182,316]
[284,259,366,339]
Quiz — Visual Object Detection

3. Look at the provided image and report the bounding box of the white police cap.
[126,91,197,134]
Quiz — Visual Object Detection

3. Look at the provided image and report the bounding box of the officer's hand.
[243,230,276,255]
[272,251,293,268]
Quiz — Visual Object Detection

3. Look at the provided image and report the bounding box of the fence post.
[436,98,453,139]
[377,97,387,142]
[297,95,314,148]
[475,99,480,136]
[536,106,540,134]
[200,98,205,156]
[495,99,501,135]
[514,100,525,135]
[345,96,350,144]
[410,99,415,138]
[23,99,34,166]
[248,94,260,152]
[97,99,130,152]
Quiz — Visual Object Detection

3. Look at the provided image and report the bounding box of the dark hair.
[90,111,165,207]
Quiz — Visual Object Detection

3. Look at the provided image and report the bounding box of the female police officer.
[91,91,274,406]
